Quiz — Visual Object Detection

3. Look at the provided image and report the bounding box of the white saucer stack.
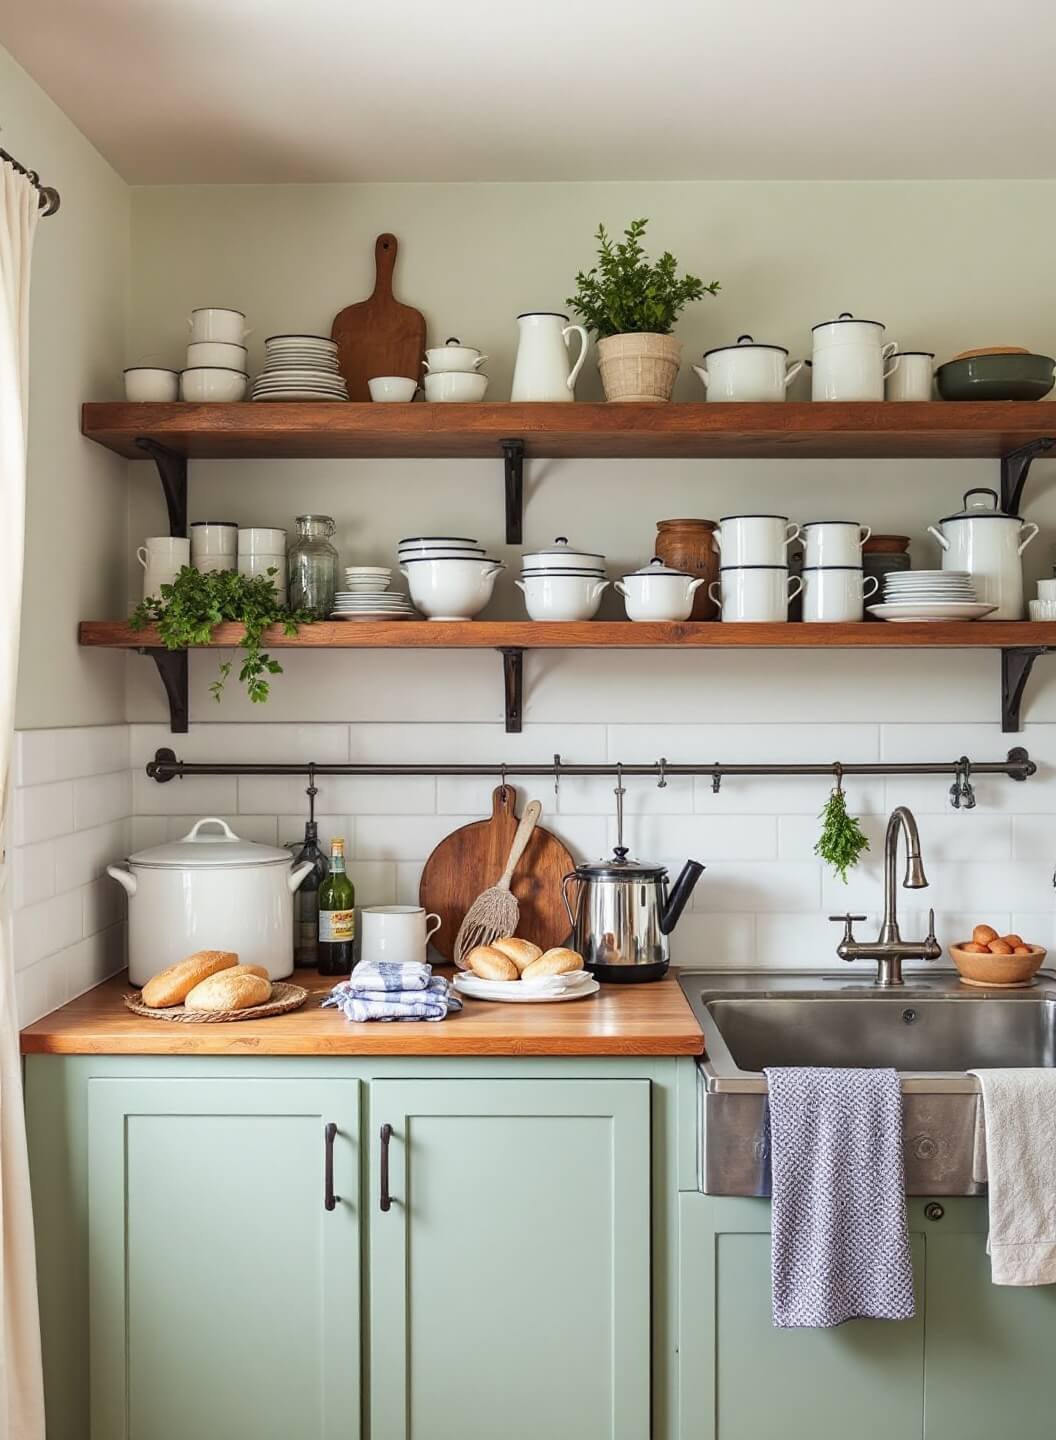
[869,570,995,622]
[251,335,349,402]
[331,587,417,621]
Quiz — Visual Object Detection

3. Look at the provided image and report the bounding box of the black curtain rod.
[146,746,1035,784]
[0,146,60,215]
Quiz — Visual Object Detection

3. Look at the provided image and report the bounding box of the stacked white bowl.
[239,528,288,604]
[252,335,349,402]
[181,307,250,402]
[397,536,503,620]
[517,537,608,621]
[422,338,489,403]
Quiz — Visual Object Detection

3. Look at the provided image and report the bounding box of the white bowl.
[187,341,248,370]
[368,376,418,402]
[423,371,488,403]
[180,367,249,403]
[424,342,488,373]
[515,572,609,621]
[400,557,503,620]
[188,307,247,344]
[124,367,180,402]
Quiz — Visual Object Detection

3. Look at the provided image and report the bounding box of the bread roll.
[973,924,998,945]
[960,942,988,954]
[1014,946,1032,956]
[491,937,543,973]
[142,950,238,1008]
[1002,933,1025,949]
[225,964,269,981]
[987,940,1013,956]
[184,970,271,1012]
[522,947,581,980]
[466,945,519,981]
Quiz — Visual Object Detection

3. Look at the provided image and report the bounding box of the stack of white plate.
[251,335,349,402]
[331,589,417,622]
[869,570,995,622]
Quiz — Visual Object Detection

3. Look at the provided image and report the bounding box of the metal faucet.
[830,806,942,986]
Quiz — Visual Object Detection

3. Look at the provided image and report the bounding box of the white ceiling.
[4,0,1056,184]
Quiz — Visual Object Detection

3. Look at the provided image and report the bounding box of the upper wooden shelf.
[81,401,1056,461]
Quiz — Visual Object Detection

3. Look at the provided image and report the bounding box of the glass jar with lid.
[288,514,338,618]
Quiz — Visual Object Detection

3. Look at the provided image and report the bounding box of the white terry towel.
[969,1069,1056,1286]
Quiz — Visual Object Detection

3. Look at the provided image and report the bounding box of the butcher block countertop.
[19,970,704,1058]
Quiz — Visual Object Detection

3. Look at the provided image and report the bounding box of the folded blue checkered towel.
[323,964,461,1023]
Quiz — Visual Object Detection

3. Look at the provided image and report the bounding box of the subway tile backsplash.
[11,715,1056,1027]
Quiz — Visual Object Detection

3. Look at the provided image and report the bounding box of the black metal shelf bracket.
[139,648,189,733]
[498,647,524,733]
[135,437,188,537]
[501,439,525,545]
[1001,647,1052,732]
[1000,437,1055,516]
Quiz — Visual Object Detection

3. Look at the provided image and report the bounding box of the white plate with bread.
[454,938,599,1002]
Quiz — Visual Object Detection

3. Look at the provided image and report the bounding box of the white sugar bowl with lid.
[615,558,707,622]
[692,335,804,402]
[811,312,899,401]
[927,486,1039,619]
[521,537,605,573]
[107,818,314,984]
[423,337,488,373]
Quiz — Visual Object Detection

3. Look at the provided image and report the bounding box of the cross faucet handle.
[829,913,868,946]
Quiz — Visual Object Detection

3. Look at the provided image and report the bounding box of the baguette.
[142,950,238,1008]
[183,970,272,1012]
[522,947,581,981]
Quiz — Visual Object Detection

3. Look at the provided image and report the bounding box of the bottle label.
[320,909,355,943]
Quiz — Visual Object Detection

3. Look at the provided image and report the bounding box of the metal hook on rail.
[500,762,508,802]
[712,764,722,794]
[833,761,844,795]
[553,753,562,801]
[306,763,318,822]
[656,756,667,789]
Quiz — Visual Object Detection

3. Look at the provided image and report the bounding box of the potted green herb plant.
[567,219,720,402]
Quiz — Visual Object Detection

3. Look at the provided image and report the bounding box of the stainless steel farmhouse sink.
[678,970,1056,1196]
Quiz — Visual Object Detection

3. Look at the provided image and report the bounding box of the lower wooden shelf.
[78,619,1056,736]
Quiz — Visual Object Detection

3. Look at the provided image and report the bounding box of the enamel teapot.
[927,487,1039,619]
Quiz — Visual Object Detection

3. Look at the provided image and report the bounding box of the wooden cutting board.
[331,233,426,401]
[419,786,576,962]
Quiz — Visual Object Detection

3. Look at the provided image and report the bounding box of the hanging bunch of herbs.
[130,566,311,705]
[566,218,720,338]
[814,777,870,883]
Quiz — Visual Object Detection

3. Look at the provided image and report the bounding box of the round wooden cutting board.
[419,785,576,961]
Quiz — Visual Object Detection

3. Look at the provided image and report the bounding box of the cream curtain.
[0,165,44,1439]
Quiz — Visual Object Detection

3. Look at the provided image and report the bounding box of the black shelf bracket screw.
[1001,647,1052,733]
[1000,437,1055,516]
[501,439,525,546]
[134,437,188,537]
[498,647,524,733]
[138,648,189,733]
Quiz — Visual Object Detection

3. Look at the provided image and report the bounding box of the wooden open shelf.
[82,400,1056,460]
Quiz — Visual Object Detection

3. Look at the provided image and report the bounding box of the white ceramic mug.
[802,522,872,568]
[715,515,800,567]
[360,905,442,964]
[191,522,238,569]
[708,566,802,622]
[885,352,935,402]
[801,567,879,622]
[137,536,190,598]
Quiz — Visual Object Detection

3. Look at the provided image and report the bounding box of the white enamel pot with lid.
[615,558,707,621]
[927,487,1039,619]
[521,537,605,571]
[692,335,804,402]
[423,337,488,372]
[811,312,899,401]
[515,569,609,621]
[107,818,313,985]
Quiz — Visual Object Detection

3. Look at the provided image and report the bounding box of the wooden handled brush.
[453,800,542,962]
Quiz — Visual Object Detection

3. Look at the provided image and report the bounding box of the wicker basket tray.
[123,981,309,1023]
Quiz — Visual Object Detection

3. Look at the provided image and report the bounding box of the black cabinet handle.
[324,1121,339,1211]
[379,1123,393,1212]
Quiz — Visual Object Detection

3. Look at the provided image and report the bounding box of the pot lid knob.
[737,334,754,345]
[444,336,463,346]
[553,536,569,546]
[613,846,630,862]
[838,311,854,320]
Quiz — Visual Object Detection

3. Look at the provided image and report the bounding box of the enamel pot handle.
[783,359,805,388]
[1018,521,1040,555]
[927,525,950,551]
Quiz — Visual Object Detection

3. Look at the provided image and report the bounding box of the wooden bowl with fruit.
[950,925,1047,988]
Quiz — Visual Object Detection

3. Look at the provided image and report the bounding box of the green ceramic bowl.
[936,352,1056,401]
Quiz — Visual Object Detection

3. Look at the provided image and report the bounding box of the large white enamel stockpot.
[927,487,1039,620]
[692,335,804,402]
[811,312,899,401]
[108,818,313,985]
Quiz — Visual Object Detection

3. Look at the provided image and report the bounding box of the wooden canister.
[655,518,719,619]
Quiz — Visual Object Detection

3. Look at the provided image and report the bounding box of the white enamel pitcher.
[511,312,589,402]
[927,487,1039,620]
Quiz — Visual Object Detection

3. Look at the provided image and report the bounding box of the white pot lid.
[939,487,1017,524]
[522,536,605,563]
[703,333,789,358]
[128,817,294,869]
[622,557,690,580]
[812,311,886,330]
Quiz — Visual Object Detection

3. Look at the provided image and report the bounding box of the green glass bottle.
[318,838,355,976]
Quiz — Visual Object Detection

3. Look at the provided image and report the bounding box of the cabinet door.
[921,1197,1056,1440]
[679,1195,926,1440]
[369,1078,651,1440]
[88,1077,360,1440]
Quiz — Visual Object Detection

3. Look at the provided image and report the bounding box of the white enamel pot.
[811,312,898,401]
[692,335,803,402]
[927,486,1039,619]
[107,817,313,985]
[615,559,707,621]
[515,571,609,621]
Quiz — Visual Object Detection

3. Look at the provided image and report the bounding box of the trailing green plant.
[814,784,871,883]
[566,218,720,338]
[130,566,311,705]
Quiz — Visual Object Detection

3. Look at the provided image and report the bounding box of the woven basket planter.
[596,332,683,403]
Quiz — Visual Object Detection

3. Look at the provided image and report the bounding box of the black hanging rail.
[0,146,60,215]
[146,746,1035,785]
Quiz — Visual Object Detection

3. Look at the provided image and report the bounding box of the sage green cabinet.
[87,1077,361,1440]
[368,1078,652,1440]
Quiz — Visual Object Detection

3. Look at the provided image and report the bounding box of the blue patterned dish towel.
[764,1066,915,1328]
[323,961,462,1022]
